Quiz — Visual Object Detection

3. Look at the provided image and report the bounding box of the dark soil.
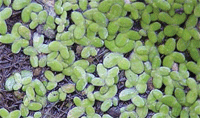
[0,44,31,110]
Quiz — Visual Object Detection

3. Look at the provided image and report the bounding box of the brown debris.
[33,67,42,76]
[147,77,154,91]
[172,63,179,71]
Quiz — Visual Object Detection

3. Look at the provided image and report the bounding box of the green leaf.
[38,10,48,24]
[164,25,178,37]
[91,77,105,86]
[73,66,86,79]
[119,88,138,101]
[0,108,9,117]
[5,75,15,91]
[47,60,63,72]
[107,67,119,78]
[101,99,112,112]
[0,34,15,44]
[186,90,198,104]
[48,91,59,102]
[97,64,107,79]
[103,53,123,68]
[79,0,88,11]
[32,79,46,96]
[34,112,42,118]
[131,95,145,107]
[74,25,85,39]
[20,104,29,117]
[194,4,200,17]
[106,4,122,21]
[26,86,35,101]
[0,20,7,35]
[71,11,85,25]
[118,58,130,70]
[55,73,65,82]
[46,82,57,90]
[60,47,69,59]
[12,0,31,10]
[0,7,12,20]
[28,102,42,111]
[61,84,75,93]
[67,107,85,118]
[9,110,21,118]
[161,95,178,107]
[18,25,31,40]
[186,14,198,28]
[33,33,44,49]
[23,46,38,56]
[153,0,171,11]
[76,79,87,91]
[48,41,61,51]
[44,70,55,82]
[30,55,39,68]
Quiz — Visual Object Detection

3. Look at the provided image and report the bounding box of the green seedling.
[83,85,95,102]
[0,23,31,53]
[103,53,130,69]
[62,60,92,91]
[67,107,85,118]
[94,85,117,101]
[81,46,97,58]
[158,38,176,55]
[46,40,74,71]
[91,63,119,86]
[29,10,48,29]
[0,7,12,34]
[5,70,33,91]
[61,83,75,93]
[120,111,138,118]
[194,3,200,17]
[0,0,11,6]
[79,0,88,11]
[68,96,97,117]
[32,79,46,97]
[12,0,31,10]
[21,3,43,23]
[23,33,49,67]
[153,0,171,11]
[28,102,43,111]
[34,112,42,118]
[26,86,36,101]
[54,0,63,15]
[55,11,69,32]
[62,0,79,12]
[98,0,124,21]
[20,104,29,117]
[119,88,138,101]
[0,108,21,118]
[56,30,74,46]
[47,91,59,102]
[44,70,65,90]
[42,16,56,39]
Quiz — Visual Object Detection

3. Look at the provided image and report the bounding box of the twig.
[43,102,58,118]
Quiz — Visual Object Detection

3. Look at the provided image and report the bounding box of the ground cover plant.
[0,0,200,117]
